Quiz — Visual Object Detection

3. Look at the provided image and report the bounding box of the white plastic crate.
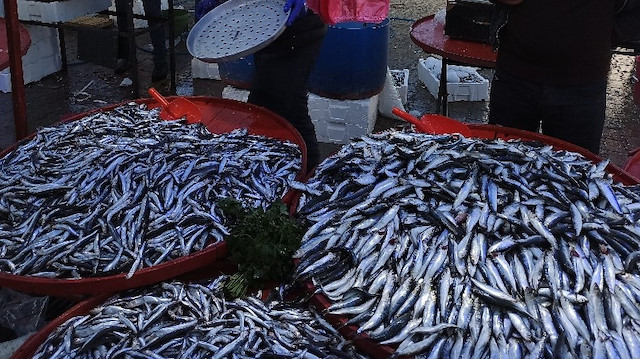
[191,58,221,80]
[418,57,489,102]
[0,0,112,23]
[309,93,378,144]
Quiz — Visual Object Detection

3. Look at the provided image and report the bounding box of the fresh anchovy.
[32,276,367,358]
[0,104,301,279]
[293,129,640,358]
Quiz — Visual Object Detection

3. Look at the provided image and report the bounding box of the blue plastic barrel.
[218,56,255,90]
[307,19,389,100]
[218,19,390,99]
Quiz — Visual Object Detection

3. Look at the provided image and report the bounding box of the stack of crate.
[0,0,113,92]
[0,0,112,23]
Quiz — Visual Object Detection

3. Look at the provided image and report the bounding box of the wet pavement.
[1,1,640,170]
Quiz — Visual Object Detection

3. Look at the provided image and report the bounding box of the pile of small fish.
[293,129,640,358]
[0,104,301,279]
[32,276,367,358]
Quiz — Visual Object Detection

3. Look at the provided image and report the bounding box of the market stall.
[2,1,640,358]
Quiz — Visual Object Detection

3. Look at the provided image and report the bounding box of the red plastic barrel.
[0,97,307,296]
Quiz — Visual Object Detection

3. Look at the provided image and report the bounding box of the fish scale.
[294,129,640,358]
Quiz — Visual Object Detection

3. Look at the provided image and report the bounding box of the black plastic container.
[444,0,494,44]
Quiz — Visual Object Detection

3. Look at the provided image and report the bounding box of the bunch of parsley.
[218,198,304,299]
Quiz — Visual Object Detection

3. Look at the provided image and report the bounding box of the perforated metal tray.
[187,0,289,63]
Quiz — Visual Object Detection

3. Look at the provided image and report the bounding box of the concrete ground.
[1,0,640,169]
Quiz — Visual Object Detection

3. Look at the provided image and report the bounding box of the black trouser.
[248,12,327,170]
[488,69,606,155]
[115,0,167,65]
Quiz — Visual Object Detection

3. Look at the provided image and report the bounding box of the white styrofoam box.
[309,93,379,144]
[22,31,60,66]
[0,73,11,93]
[0,0,112,23]
[390,69,410,105]
[0,25,62,92]
[222,85,250,103]
[418,57,489,102]
[191,58,221,80]
[0,53,62,92]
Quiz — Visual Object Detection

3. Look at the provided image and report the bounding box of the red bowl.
[0,97,306,296]
[289,124,640,358]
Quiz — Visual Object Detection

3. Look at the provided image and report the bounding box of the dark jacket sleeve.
[615,0,640,45]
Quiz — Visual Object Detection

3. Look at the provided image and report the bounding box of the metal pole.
[4,0,28,140]
[168,0,176,94]
[126,0,140,98]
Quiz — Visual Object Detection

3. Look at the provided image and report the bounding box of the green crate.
[162,9,189,36]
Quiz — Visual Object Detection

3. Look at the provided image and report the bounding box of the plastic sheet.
[0,288,47,337]
[307,0,389,25]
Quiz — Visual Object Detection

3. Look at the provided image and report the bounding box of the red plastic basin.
[0,97,306,296]
[291,124,639,359]
[11,260,240,359]
[624,147,640,182]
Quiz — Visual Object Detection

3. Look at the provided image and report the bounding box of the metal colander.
[187,0,289,63]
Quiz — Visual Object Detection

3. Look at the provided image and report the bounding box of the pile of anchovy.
[293,129,640,358]
[0,104,301,279]
[32,276,367,358]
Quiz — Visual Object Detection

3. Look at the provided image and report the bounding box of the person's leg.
[142,0,168,80]
[540,81,606,154]
[114,0,130,72]
[248,13,327,170]
[488,69,543,133]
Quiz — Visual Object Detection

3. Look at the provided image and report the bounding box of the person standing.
[196,0,327,171]
[488,0,640,155]
[115,0,169,82]
[247,0,327,171]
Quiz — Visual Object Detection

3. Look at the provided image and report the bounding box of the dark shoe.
[152,62,169,82]
[114,58,128,74]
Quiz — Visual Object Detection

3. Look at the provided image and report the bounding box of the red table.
[0,17,31,70]
[410,14,497,115]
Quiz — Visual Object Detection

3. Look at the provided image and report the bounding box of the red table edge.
[410,14,497,69]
